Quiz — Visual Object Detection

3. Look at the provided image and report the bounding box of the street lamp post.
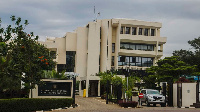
[125,59,130,102]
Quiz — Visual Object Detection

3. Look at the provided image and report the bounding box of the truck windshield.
[147,90,160,94]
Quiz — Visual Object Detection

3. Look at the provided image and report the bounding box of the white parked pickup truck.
[140,89,166,107]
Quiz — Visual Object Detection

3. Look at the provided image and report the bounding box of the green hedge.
[0,98,73,112]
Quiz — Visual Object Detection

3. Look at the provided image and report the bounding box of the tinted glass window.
[112,43,115,53]
[139,28,143,35]
[120,27,124,34]
[132,27,136,35]
[144,28,149,36]
[151,29,155,36]
[66,51,76,72]
[126,27,130,34]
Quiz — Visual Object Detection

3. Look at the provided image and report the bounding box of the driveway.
[48,96,200,112]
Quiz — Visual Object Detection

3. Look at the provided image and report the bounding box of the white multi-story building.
[40,18,167,97]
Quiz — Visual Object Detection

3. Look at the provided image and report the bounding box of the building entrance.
[89,80,98,97]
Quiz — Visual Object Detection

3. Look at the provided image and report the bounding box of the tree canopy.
[173,37,200,73]
[0,16,56,97]
[146,56,196,83]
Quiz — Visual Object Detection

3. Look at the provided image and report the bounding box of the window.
[130,44,135,50]
[147,58,153,67]
[142,57,153,67]
[81,81,86,90]
[141,45,148,50]
[151,29,155,36]
[100,27,101,39]
[132,27,136,35]
[112,43,115,53]
[130,57,136,66]
[107,46,108,57]
[99,55,100,72]
[111,56,114,66]
[125,57,129,65]
[120,43,154,51]
[66,51,76,72]
[57,64,66,73]
[120,27,124,34]
[118,56,153,67]
[136,57,141,66]
[50,51,56,59]
[124,44,129,49]
[120,56,125,62]
[118,56,125,66]
[136,45,141,50]
[142,58,148,67]
[147,45,154,51]
[139,28,143,35]
[125,27,130,34]
[144,28,149,36]
[118,56,123,66]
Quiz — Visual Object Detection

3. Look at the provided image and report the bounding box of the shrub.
[0,98,73,112]
[118,100,138,108]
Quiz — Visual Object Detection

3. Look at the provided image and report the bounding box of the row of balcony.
[119,49,163,57]
[119,34,167,45]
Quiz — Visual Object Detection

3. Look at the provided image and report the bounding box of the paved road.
[48,96,200,112]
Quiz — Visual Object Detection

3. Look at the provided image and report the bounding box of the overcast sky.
[0,0,200,57]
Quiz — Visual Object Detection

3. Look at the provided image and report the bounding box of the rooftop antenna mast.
[94,6,100,22]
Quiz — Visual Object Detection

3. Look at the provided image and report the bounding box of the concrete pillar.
[149,28,151,36]
[160,44,163,51]
[155,28,157,36]
[107,20,112,70]
[157,28,160,37]
[115,22,121,70]
[98,80,100,96]
[79,80,82,96]
[130,27,132,35]
[136,27,139,35]
[86,79,89,97]
[153,57,157,66]
[154,41,159,65]
[100,20,109,72]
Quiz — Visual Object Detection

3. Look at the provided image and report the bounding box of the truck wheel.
[161,104,166,107]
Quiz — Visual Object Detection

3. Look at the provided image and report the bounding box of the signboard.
[139,93,144,98]
[38,81,72,96]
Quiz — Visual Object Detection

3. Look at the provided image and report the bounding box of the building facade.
[40,18,167,97]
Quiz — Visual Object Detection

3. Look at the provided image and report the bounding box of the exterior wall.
[86,22,101,97]
[117,19,166,66]
[65,32,77,51]
[173,83,197,107]
[29,79,73,98]
[112,19,162,28]
[76,27,88,79]
[100,20,109,72]
[40,18,167,97]
[115,21,121,69]
[107,20,112,70]
[182,83,196,107]
[87,22,100,77]
[173,83,177,107]
[56,38,66,64]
